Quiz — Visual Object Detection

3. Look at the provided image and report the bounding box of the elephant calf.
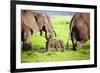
[46,38,66,52]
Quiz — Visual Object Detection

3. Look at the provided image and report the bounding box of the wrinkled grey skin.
[21,10,56,50]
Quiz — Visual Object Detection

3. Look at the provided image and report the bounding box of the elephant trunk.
[45,31,48,40]
[45,31,56,40]
[53,31,57,37]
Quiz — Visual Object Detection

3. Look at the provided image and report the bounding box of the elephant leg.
[60,41,66,51]
[22,28,32,50]
[48,48,52,52]
[71,32,77,51]
[56,41,61,51]
[46,40,52,52]
[47,45,51,52]
[62,45,66,52]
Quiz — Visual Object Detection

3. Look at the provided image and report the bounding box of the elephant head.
[32,11,56,39]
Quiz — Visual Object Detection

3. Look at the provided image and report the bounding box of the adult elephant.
[67,13,90,51]
[21,10,56,50]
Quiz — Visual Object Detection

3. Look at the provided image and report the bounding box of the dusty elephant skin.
[46,37,66,52]
[21,10,56,50]
[68,13,90,51]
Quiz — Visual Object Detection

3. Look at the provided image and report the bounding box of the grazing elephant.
[46,35,66,52]
[67,13,90,51]
[21,10,56,50]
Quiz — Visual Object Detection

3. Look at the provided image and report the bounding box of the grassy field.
[21,16,90,63]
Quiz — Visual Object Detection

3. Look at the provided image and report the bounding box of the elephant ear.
[35,13,46,30]
[22,10,39,32]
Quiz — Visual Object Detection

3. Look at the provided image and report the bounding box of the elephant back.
[21,10,39,32]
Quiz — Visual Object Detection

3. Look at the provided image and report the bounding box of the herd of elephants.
[21,10,90,52]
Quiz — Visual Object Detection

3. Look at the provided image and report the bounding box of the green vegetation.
[21,16,90,63]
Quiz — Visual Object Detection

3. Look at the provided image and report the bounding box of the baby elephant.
[46,38,66,52]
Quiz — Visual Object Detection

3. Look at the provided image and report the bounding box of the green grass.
[21,16,90,63]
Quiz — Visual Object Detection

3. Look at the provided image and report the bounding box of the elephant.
[66,13,90,51]
[46,35,66,52]
[21,10,56,50]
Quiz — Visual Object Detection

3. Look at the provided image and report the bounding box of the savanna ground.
[21,16,90,63]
